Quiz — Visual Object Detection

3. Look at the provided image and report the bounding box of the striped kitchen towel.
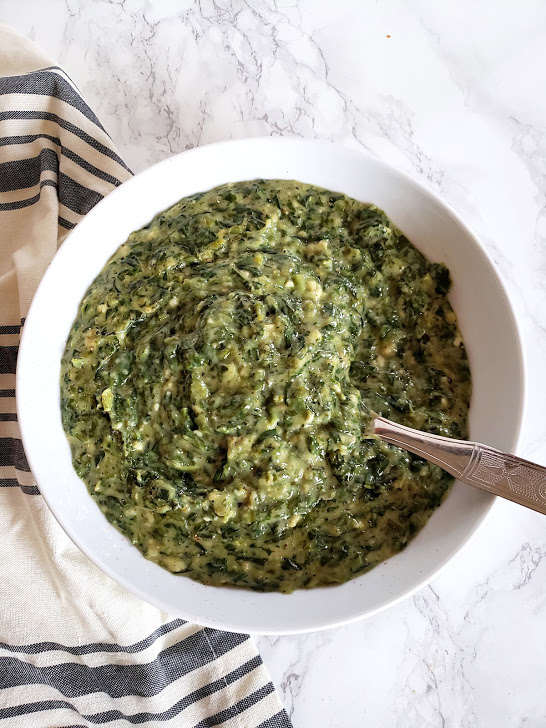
[0,25,291,728]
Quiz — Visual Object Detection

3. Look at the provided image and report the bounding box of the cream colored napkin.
[0,25,291,728]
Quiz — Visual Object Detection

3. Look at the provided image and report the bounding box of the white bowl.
[17,138,525,634]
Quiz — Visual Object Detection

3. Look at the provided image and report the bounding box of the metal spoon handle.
[373,417,546,516]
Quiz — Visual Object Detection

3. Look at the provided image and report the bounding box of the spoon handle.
[373,417,546,516]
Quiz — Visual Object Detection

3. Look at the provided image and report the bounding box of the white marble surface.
[2,0,546,725]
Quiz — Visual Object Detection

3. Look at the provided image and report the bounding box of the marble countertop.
[4,1,546,725]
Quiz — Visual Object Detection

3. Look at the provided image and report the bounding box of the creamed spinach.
[61,180,471,593]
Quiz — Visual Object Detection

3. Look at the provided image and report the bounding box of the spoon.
[373,417,546,515]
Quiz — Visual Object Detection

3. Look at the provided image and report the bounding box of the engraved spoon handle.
[373,417,546,515]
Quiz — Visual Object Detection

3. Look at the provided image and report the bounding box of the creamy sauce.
[61,180,471,592]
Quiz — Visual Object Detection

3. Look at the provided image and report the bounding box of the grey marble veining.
[2,0,546,725]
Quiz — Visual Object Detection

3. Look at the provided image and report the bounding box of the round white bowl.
[17,138,525,634]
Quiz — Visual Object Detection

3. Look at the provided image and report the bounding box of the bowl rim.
[16,136,527,634]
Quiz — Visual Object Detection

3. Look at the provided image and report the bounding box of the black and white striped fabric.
[0,27,291,728]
